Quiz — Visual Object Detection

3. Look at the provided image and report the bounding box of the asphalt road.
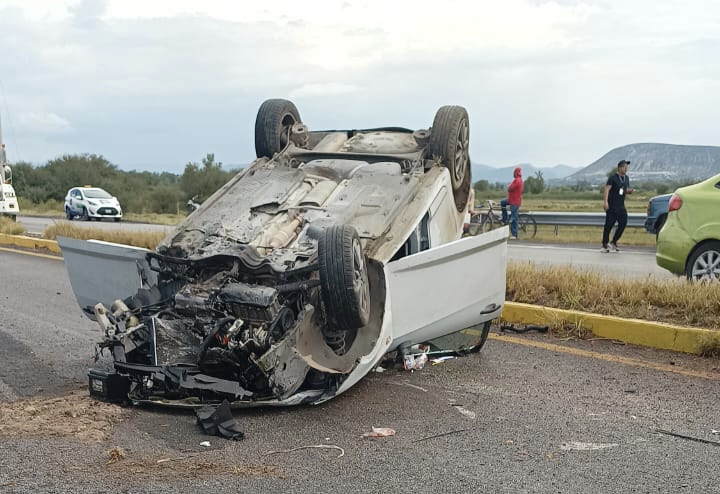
[1,250,718,493]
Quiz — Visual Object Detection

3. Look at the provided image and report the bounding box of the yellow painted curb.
[0,233,61,254]
[502,301,719,356]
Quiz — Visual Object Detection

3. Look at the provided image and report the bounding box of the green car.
[656,173,720,282]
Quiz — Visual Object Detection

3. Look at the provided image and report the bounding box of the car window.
[72,190,81,198]
[83,188,112,199]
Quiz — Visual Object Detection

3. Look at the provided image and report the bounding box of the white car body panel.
[335,227,507,397]
[0,183,19,217]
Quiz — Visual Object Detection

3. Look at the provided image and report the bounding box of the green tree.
[473,179,490,192]
[180,153,235,202]
[524,170,545,194]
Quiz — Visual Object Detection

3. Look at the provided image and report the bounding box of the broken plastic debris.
[374,366,385,373]
[362,427,396,438]
[430,356,455,365]
[403,353,428,371]
[195,399,245,440]
[200,441,211,447]
[712,430,720,435]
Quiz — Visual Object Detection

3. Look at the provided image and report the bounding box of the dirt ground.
[0,386,127,442]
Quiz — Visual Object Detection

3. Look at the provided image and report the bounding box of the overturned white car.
[59,99,508,408]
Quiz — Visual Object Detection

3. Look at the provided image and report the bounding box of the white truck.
[0,144,19,221]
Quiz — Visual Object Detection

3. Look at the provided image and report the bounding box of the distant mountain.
[566,143,720,184]
[472,163,580,185]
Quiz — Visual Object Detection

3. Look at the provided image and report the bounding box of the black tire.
[81,207,89,221]
[318,224,371,329]
[114,218,121,222]
[427,105,471,211]
[480,213,495,233]
[9,215,16,222]
[65,207,74,220]
[685,241,720,282]
[518,213,537,239]
[254,99,302,158]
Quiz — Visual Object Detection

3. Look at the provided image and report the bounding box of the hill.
[472,163,579,185]
[566,143,720,184]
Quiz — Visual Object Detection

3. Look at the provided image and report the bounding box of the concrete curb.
[502,301,719,356]
[0,233,61,254]
[0,234,716,356]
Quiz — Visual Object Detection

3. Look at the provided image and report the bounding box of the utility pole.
[0,112,6,165]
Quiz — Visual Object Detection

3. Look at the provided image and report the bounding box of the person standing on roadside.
[501,167,523,239]
[601,159,635,252]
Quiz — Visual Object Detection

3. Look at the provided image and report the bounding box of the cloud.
[16,112,74,135]
[0,0,719,171]
[289,83,360,98]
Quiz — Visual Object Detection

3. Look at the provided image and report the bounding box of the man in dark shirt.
[601,160,635,252]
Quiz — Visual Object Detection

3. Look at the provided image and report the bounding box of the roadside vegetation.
[0,216,25,235]
[12,152,237,217]
[43,221,166,250]
[507,262,720,336]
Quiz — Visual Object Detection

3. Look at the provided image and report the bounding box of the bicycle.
[469,199,537,239]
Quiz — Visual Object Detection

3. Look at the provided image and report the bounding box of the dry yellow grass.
[507,262,720,330]
[0,216,26,235]
[44,221,166,250]
[530,225,654,246]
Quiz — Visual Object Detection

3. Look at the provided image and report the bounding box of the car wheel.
[81,207,89,221]
[254,99,302,158]
[685,241,720,282]
[114,218,121,222]
[318,224,371,329]
[65,207,74,220]
[427,105,471,212]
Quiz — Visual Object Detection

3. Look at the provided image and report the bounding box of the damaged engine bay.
[91,241,384,407]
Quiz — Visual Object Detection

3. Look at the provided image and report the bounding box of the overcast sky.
[0,0,718,174]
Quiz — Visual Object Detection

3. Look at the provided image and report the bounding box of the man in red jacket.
[501,167,524,239]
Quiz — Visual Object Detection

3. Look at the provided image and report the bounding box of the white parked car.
[58,99,508,408]
[64,186,122,222]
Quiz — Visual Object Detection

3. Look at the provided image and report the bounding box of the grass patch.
[507,262,720,330]
[0,216,26,235]
[18,204,185,226]
[44,221,166,250]
[530,225,655,246]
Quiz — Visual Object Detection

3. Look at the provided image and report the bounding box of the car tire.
[65,207,74,220]
[81,207,89,221]
[428,105,472,212]
[114,218,121,222]
[318,224,371,330]
[685,241,720,282]
[254,99,302,158]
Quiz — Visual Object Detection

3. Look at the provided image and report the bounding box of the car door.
[69,189,83,214]
[385,224,508,349]
[57,236,158,319]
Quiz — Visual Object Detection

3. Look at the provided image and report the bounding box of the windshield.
[84,188,113,199]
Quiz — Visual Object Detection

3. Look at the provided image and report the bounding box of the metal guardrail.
[530,211,646,228]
